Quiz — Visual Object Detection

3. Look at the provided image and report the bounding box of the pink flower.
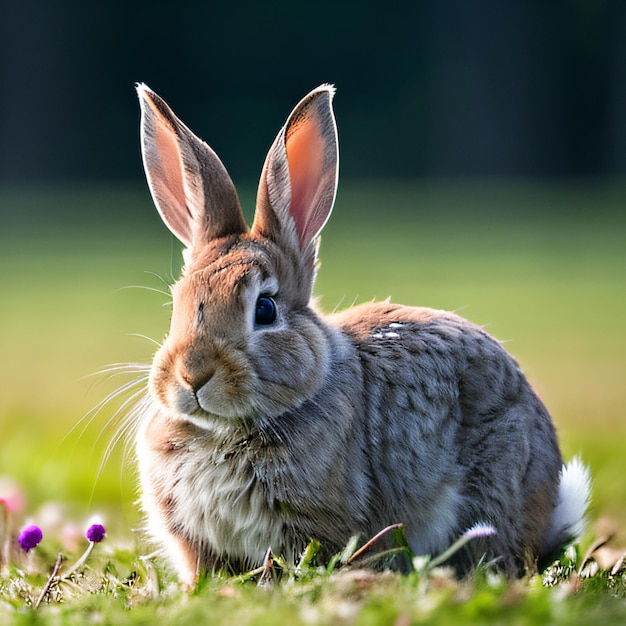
[0,477,26,515]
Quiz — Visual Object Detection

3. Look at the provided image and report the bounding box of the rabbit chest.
[137,409,290,566]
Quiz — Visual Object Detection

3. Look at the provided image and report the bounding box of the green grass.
[0,181,625,622]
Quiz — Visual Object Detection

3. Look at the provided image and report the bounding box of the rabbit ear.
[137,83,247,248]
[252,85,338,253]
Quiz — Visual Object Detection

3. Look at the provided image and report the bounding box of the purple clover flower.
[85,523,106,543]
[18,524,43,552]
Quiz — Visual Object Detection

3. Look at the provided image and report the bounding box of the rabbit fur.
[134,83,590,586]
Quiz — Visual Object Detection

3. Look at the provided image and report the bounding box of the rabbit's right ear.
[252,85,338,256]
[137,84,247,248]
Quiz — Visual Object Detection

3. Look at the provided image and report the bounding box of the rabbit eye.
[255,295,277,326]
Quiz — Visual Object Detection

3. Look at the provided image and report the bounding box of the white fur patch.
[372,324,405,341]
[544,456,592,550]
[136,418,286,579]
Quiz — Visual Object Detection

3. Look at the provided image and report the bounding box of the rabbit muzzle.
[149,337,258,422]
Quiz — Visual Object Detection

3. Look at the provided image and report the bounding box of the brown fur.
[133,84,588,586]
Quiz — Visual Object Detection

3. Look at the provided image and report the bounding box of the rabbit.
[134,83,591,587]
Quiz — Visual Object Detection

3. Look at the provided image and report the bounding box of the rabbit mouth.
[156,374,256,426]
[195,389,248,420]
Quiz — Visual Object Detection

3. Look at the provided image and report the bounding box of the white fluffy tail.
[543,457,592,556]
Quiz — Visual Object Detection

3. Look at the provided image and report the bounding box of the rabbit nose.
[176,356,214,392]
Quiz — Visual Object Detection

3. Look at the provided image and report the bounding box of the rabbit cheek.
[248,318,330,412]
[149,347,187,414]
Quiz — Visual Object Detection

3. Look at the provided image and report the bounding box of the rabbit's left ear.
[252,85,338,253]
[137,84,247,248]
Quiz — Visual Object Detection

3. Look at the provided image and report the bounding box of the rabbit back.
[330,302,563,573]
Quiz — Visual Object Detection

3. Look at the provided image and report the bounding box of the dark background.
[2,0,625,186]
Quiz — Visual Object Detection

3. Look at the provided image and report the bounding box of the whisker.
[93,382,149,451]
[117,395,155,491]
[144,270,173,288]
[331,293,347,314]
[73,364,148,401]
[80,362,151,382]
[65,367,149,449]
[87,383,153,504]
[127,334,163,349]
[96,362,152,374]
[72,381,148,466]
[168,238,183,282]
[115,284,171,298]
[95,388,149,483]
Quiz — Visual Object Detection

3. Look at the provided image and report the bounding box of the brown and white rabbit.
[134,83,590,586]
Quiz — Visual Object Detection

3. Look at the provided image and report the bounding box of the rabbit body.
[134,84,589,586]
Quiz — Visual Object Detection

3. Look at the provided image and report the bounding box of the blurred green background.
[1,2,625,544]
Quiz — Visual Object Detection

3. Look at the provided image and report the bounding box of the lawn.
[0,181,625,622]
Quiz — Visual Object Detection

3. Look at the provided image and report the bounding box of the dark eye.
[255,295,277,326]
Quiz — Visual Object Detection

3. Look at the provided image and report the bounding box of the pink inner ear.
[148,114,195,243]
[154,117,186,201]
[285,117,324,242]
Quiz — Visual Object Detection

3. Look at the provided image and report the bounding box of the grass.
[1,523,625,625]
[0,180,625,622]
